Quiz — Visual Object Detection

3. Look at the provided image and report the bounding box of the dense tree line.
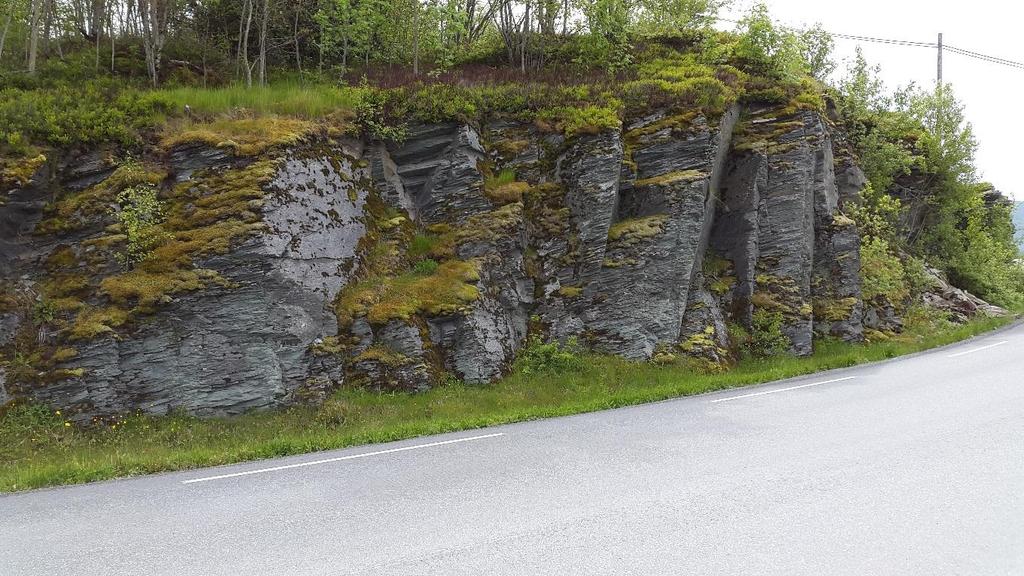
[0,0,730,85]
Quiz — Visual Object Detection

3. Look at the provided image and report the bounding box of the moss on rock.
[608,214,669,246]
[336,259,481,326]
[634,170,707,188]
[160,117,319,156]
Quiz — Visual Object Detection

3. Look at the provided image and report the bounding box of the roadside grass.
[0,314,1015,492]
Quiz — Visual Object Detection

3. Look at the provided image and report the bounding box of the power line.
[715,16,1024,72]
[830,32,936,49]
[943,45,1024,70]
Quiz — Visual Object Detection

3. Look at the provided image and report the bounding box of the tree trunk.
[257,0,269,86]
[238,0,254,87]
[93,0,103,70]
[0,6,14,65]
[42,0,52,57]
[27,0,43,73]
[109,3,115,72]
[520,1,529,73]
[243,1,253,87]
[293,0,302,74]
[138,0,169,87]
[235,0,246,79]
[412,1,420,76]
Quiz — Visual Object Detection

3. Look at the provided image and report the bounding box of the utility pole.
[936,32,944,141]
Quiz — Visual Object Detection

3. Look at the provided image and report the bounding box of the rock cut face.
[712,109,864,355]
[1,103,1003,419]
[0,146,372,420]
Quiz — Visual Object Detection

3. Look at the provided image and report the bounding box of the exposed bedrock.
[713,109,857,355]
[1,105,1009,419]
[584,107,740,359]
[385,123,491,224]
[2,148,368,420]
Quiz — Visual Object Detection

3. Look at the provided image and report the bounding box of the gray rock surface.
[387,124,491,225]
[7,147,370,420]
[2,107,1010,418]
[585,110,738,359]
[433,204,531,384]
[712,152,767,325]
[715,111,841,355]
[920,265,1009,322]
[678,272,731,363]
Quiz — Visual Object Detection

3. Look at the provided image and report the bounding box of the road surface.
[3,322,1024,575]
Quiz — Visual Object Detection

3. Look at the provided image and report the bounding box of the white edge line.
[710,376,857,404]
[947,340,1008,358]
[181,433,505,485]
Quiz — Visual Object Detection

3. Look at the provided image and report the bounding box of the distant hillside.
[1015,203,1024,249]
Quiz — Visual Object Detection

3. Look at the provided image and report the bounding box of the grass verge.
[0,314,1016,492]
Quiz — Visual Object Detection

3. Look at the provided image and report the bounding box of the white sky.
[721,0,1023,200]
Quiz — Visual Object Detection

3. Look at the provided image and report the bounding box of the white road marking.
[181,433,505,485]
[947,340,1008,358]
[710,376,857,403]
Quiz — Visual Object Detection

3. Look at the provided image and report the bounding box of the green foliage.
[0,81,173,152]
[537,105,621,137]
[390,83,480,124]
[577,0,634,71]
[413,258,439,276]
[154,83,363,118]
[623,53,739,114]
[111,185,170,268]
[860,236,909,304]
[32,300,57,325]
[487,169,517,188]
[515,336,583,375]
[733,3,806,81]
[748,309,789,357]
[408,234,439,260]
[838,49,1024,309]
[355,88,407,142]
[800,24,835,80]
[632,0,724,34]
[847,182,902,242]
[943,196,1024,309]
[836,48,919,193]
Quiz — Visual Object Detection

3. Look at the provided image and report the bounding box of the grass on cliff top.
[154,83,363,118]
[0,314,1016,493]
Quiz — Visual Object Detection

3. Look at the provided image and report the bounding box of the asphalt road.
[3,322,1024,575]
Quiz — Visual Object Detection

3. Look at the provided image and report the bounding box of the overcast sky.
[720,0,1023,200]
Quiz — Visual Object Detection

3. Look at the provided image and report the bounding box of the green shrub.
[112,185,170,268]
[860,236,909,303]
[536,105,621,137]
[355,88,406,143]
[515,335,583,375]
[487,169,517,188]
[732,3,806,81]
[0,81,173,152]
[748,309,789,357]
